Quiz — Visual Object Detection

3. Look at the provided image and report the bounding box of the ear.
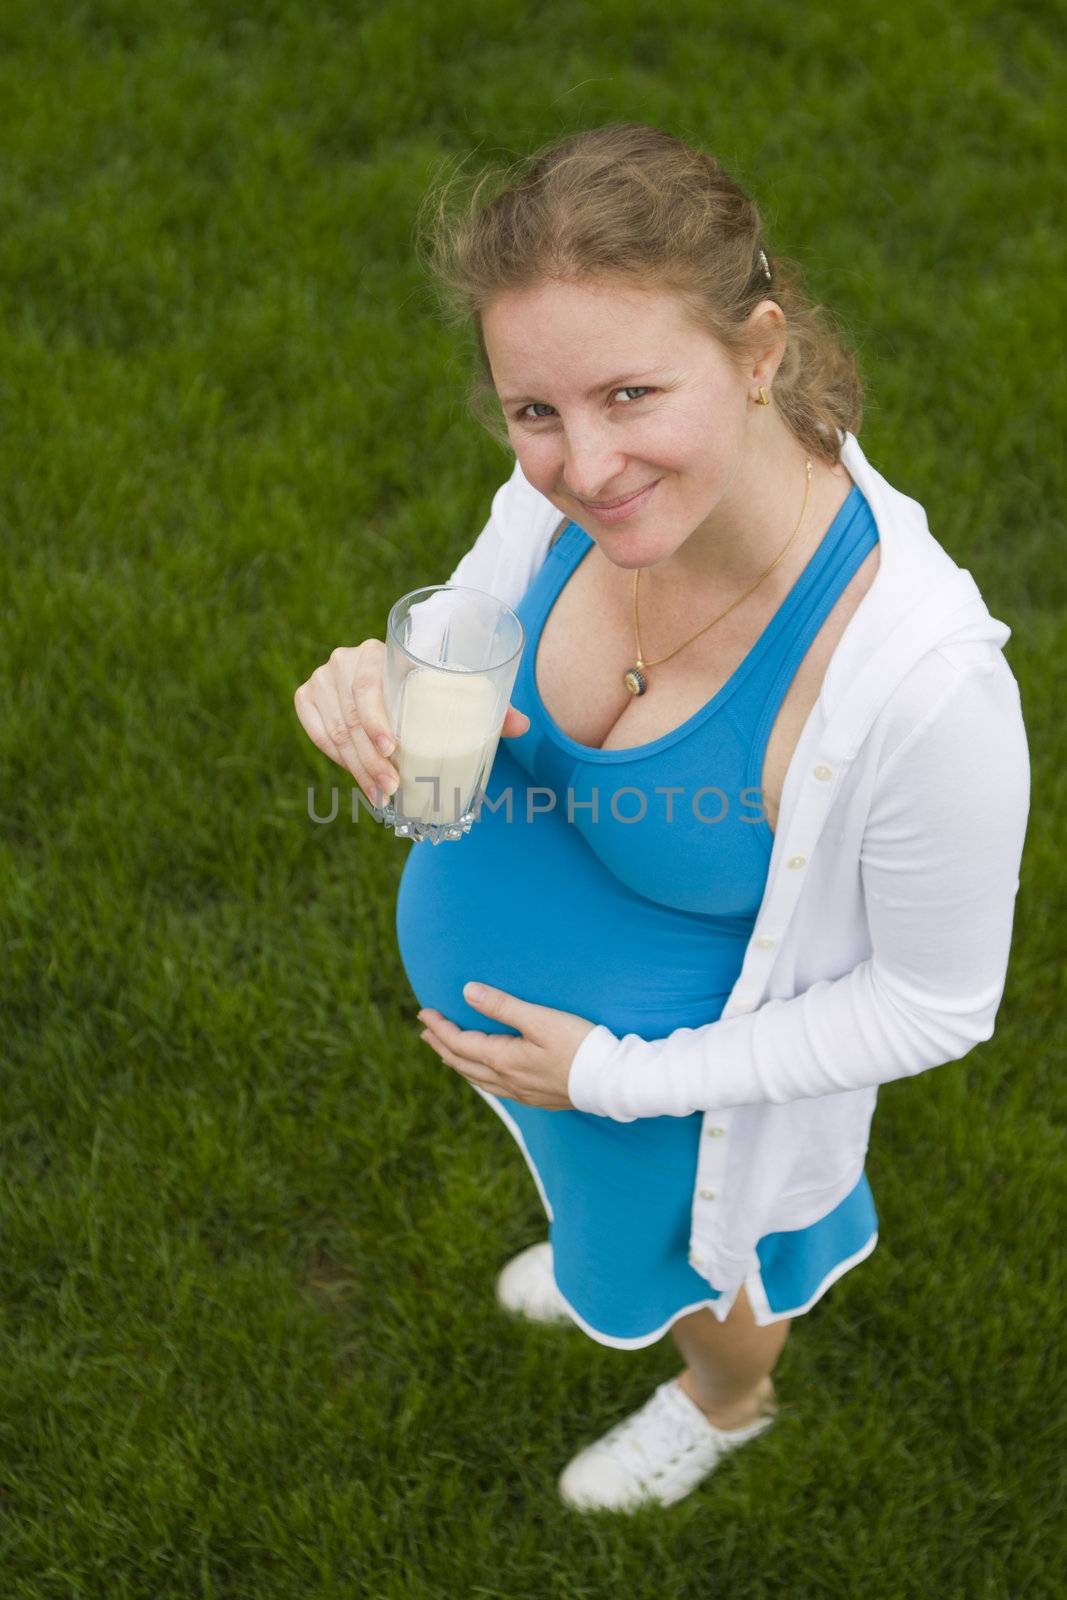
[750,299,787,381]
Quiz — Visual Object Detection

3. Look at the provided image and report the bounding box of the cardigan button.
[813,764,833,780]
[755,935,776,949]
[787,855,807,869]
[699,1188,716,1201]
[706,1125,725,1138]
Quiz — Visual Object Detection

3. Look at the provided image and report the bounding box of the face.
[481,277,779,570]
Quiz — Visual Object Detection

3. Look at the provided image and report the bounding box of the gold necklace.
[623,456,814,696]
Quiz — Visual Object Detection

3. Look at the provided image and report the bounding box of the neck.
[649,417,831,594]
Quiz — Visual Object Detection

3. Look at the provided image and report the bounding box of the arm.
[567,658,1032,1120]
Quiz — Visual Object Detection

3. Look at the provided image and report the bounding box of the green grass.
[1,1,1064,1595]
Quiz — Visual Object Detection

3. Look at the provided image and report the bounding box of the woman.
[293,124,1030,1513]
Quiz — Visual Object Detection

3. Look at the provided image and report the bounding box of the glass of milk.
[377,584,524,844]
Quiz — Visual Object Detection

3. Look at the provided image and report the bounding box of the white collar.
[818,432,1010,761]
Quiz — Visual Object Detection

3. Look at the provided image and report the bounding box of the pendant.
[624,666,648,696]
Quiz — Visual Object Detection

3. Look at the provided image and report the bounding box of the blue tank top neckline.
[524,484,868,767]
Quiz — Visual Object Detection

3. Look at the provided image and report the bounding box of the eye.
[514,386,655,423]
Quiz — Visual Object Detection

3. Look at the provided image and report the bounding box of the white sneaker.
[558,1375,777,1512]
[494,1240,575,1326]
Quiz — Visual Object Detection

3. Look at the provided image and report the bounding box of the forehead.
[482,278,703,392]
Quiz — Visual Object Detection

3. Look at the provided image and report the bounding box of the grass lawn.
[0,2,1063,1595]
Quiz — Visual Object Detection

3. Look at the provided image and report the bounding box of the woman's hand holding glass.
[293,638,531,809]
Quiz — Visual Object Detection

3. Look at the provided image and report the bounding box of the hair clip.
[759,248,772,282]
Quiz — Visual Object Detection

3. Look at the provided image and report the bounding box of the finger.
[332,640,398,761]
[316,656,393,792]
[420,1012,517,1072]
[422,1031,503,1092]
[310,660,399,804]
[327,643,399,782]
[500,703,531,739]
[297,690,387,805]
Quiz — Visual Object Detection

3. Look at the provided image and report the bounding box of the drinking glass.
[376,585,524,844]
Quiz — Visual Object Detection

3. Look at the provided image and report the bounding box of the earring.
[756,386,770,405]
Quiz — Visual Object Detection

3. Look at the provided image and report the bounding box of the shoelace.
[605,1383,710,1482]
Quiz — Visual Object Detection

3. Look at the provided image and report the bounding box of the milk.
[394,665,502,825]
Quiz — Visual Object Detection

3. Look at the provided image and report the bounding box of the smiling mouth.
[581,481,660,510]
[574,480,662,524]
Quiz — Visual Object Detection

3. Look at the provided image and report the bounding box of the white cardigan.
[438,432,1031,1322]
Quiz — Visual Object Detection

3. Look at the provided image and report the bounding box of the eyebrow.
[499,372,661,407]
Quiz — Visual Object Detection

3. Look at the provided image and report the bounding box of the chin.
[594,537,676,571]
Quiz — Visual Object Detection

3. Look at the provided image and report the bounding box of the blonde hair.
[415,121,864,466]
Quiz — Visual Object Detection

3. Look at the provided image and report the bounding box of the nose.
[558,418,629,504]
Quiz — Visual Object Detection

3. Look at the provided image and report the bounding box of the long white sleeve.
[443,475,513,592]
[406,462,560,652]
[447,459,561,599]
[566,657,1031,1119]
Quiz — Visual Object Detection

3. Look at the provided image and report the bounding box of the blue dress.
[396,486,880,1347]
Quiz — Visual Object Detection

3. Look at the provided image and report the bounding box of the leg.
[670,1283,790,1431]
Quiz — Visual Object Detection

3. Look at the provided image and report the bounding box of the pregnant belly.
[395,742,750,1042]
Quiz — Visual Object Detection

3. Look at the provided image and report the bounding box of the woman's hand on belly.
[416,984,598,1111]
